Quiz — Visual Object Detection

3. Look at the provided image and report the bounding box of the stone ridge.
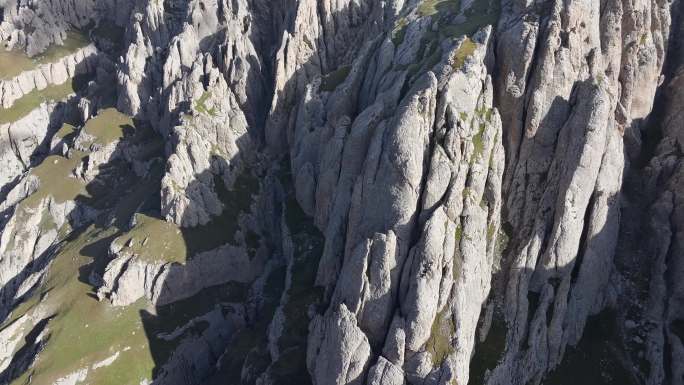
[0,0,682,384]
[0,44,99,109]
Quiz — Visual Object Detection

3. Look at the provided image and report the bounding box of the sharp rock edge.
[0,0,682,385]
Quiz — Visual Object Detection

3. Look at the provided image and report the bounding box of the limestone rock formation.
[0,0,131,56]
[0,44,99,108]
[0,0,683,384]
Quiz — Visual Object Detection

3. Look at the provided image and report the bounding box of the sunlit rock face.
[0,0,682,384]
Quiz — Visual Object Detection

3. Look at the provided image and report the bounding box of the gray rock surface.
[0,101,66,193]
[308,303,372,385]
[1,0,684,384]
[0,44,98,108]
[616,32,684,385]
[97,240,264,307]
[0,0,130,56]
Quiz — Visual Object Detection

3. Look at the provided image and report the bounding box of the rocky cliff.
[0,0,682,384]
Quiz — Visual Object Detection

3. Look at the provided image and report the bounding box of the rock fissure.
[0,0,683,384]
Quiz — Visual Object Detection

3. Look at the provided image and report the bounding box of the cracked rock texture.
[1,0,683,384]
[0,0,131,56]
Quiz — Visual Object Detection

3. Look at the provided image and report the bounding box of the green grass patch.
[23,111,139,211]
[639,33,648,46]
[5,114,199,385]
[0,31,89,80]
[453,224,463,278]
[487,223,496,242]
[1,293,42,330]
[8,165,234,384]
[83,108,135,146]
[468,106,494,162]
[426,306,456,366]
[451,37,477,70]
[38,31,90,64]
[54,123,77,141]
[475,105,494,121]
[418,0,460,17]
[392,17,409,46]
[120,214,187,264]
[21,152,88,208]
[0,50,37,80]
[0,82,76,124]
[194,91,217,116]
[472,122,486,161]
[438,0,501,38]
[17,238,246,385]
[320,65,352,92]
[9,226,158,385]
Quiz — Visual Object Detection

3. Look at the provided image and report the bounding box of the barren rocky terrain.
[0,0,682,384]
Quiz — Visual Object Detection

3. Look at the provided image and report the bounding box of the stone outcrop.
[483,0,670,383]
[0,100,71,194]
[308,303,372,385]
[114,0,273,227]
[1,0,684,384]
[639,73,684,385]
[0,0,131,56]
[97,240,264,307]
[0,192,77,320]
[615,21,684,384]
[160,65,254,227]
[276,1,505,379]
[0,44,98,108]
[151,305,247,385]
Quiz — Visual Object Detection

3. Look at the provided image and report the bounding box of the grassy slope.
[0,82,77,124]
[2,103,270,384]
[8,225,158,385]
[4,110,159,384]
[82,108,134,146]
[0,31,89,80]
